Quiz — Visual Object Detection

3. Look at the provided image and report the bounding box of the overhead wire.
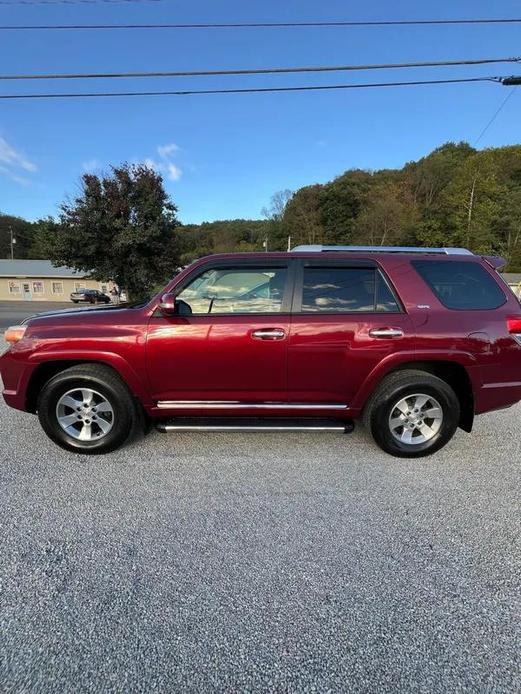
[0,57,519,81]
[475,88,517,144]
[0,76,507,100]
[3,17,521,28]
[0,0,162,5]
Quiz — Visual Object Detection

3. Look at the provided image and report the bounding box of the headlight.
[4,325,27,344]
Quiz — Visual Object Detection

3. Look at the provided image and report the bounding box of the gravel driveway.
[0,357,520,692]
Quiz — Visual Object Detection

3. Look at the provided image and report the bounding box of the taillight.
[507,317,521,345]
[4,325,27,344]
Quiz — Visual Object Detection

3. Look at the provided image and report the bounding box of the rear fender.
[351,350,479,413]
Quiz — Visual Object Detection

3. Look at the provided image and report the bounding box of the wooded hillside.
[178,142,521,270]
[3,141,521,270]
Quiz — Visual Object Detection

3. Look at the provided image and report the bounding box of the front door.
[288,261,415,405]
[146,262,292,404]
[22,282,32,300]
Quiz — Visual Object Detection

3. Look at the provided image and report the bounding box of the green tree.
[261,189,293,250]
[284,185,324,246]
[319,169,372,243]
[0,213,36,259]
[440,153,506,252]
[405,141,476,213]
[38,164,181,298]
[177,219,270,264]
[354,182,419,246]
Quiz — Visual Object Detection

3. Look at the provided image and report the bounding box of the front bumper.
[0,347,36,412]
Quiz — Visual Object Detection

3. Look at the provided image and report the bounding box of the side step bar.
[156,417,354,434]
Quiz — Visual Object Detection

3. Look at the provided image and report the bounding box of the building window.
[100,284,108,293]
[74,282,86,291]
[52,281,64,295]
[33,281,44,294]
[8,281,21,294]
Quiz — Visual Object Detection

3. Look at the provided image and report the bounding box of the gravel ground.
[0,348,520,692]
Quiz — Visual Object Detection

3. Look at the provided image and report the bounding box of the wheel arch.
[356,359,475,432]
[25,356,149,413]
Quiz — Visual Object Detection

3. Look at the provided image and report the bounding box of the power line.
[0,76,507,100]
[3,17,521,29]
[1,57,518,82]
[0,0,162,5]
[475,88,516,144]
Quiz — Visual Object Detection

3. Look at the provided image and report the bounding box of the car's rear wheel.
[363,370,460,458]
[37,364,144,454]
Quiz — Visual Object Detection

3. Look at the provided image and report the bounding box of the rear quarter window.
[412,260,506,310]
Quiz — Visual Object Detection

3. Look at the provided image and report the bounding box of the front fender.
[26,349,152,404]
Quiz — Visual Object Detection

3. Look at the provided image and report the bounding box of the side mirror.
[159,292,177,316]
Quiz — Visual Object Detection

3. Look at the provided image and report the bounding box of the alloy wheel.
[56,387,115,441]
[388,393,443,445]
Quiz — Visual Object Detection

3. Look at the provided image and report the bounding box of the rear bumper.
[475,381,521,414]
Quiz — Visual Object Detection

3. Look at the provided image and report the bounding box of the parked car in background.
[2,246,521,458]
[70,288,111,304]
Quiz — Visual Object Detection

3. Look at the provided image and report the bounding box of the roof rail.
[291,245,473,255]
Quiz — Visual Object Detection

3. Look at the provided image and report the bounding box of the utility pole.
[287,236,292,251]
[9,226,16,260]
[466,175,477,247]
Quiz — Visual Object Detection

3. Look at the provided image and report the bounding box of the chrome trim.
[251,328,286,340]
[368,328,404,338]
[156,401,348,410]
[157,423,348,432]
[291,245,473,255]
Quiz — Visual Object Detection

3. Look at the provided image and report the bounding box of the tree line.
[2,141,521,298]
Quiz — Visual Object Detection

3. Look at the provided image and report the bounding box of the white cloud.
[165,162,182,181]
[141,143,183,182]
[143,157,160,170]
[82,158,101,173]
[0,136,37,184]
[157,142,179,158]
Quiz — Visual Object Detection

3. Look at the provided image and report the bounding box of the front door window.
[176,267,288,314]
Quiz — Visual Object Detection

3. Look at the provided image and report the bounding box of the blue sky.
[0,0,520,224]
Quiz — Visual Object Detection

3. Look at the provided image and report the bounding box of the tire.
[363,370,460,458]
[37,364,144,454]
[72,300,79,304]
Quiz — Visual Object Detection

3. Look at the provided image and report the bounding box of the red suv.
[2,246,521,458]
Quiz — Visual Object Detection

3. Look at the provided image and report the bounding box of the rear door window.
[412,260,506,310]
[300,267,400,313]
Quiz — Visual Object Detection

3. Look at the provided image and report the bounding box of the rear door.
[287,260,415,405]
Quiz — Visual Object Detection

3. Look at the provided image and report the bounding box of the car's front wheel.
[363,370,460,458]
[37,364,144,454]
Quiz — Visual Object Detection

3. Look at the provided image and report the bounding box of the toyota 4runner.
[2,245,521,458]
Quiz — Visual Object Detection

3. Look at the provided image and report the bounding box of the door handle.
[251,328,286,340]
[369,327,404,339]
